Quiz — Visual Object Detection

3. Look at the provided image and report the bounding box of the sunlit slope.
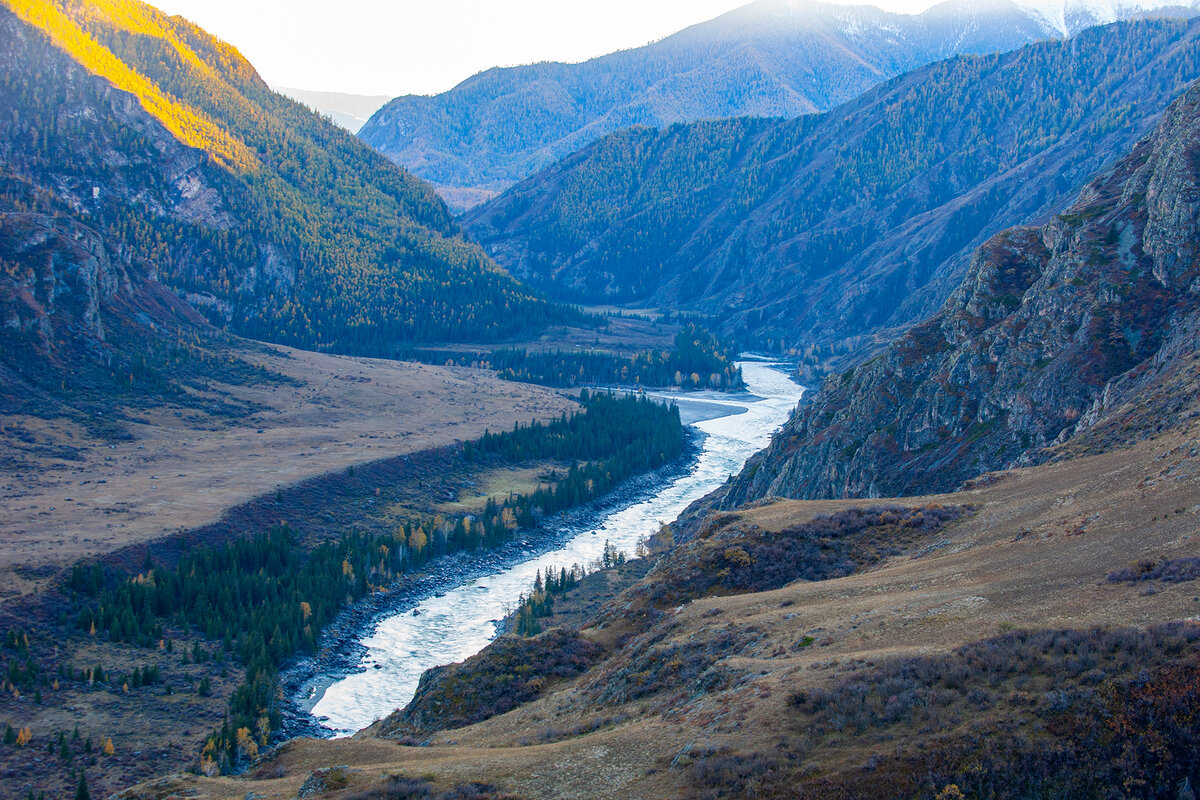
[5,0,256,170]
[0,0,570,354]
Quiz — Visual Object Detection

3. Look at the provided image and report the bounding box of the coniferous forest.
[405,323,744,390]
[62,391,682,772]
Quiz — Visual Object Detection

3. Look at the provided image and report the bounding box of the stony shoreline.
[276,427,706,741]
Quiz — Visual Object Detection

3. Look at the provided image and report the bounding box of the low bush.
[378,629,602,737]
[685,623,1200,799]
[642,505,971,608]
[587,621,753,705]
[1107,557,1200,583]
[348,776,516,800]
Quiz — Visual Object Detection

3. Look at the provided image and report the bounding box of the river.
[306,360,805,735]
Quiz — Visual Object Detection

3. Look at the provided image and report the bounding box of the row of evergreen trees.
[405,323,743,390]
[512,542,627,636]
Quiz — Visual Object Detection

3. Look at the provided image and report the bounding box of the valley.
[302,361,802,736]
[465,17,1200,353]
[128,401,1200,800]
[0,358,681,798]
[4,0,1200,798]
[0,342,574,603]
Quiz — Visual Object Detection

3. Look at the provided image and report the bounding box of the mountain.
[273,86,390,133]
[359,0,1199,209]
[464,18,1200,355]
[715,74,1200,505]
[0,0,570,386]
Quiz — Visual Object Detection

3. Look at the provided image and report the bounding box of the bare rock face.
[0,214,126,352]
[720,79,1200,504]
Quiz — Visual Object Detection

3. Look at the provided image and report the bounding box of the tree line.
[66,391,683,772]
[405,323,744,390]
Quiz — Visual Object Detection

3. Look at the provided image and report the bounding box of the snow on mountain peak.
[1012,0,1200,35]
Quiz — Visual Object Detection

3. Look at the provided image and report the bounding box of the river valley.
[305,361,805,735]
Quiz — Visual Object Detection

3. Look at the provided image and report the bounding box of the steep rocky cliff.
[719,78,1200,504]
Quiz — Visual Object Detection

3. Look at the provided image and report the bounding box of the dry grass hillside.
[135,412,1200,799]
[0,342,574,604]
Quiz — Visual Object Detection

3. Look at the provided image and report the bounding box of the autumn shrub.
[378,629,602,737]
[642,505,971,607]
[1107,557,1200,583]
[587,621,753,705]
[348,775,517,800]
[789,623,1200,736]
[684,623,1200,799]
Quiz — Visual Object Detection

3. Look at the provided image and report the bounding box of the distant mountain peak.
[360,0,1198,210]
[272,86,390,134]
[463,18,1200,364]
[1014,0,1200,34]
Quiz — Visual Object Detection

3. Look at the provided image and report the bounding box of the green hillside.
[1,0,576,361]
[466,19,1200,354]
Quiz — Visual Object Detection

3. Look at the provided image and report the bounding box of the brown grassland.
[124,411,1200,799]
[0,343,574,605]
[0,343,578,798]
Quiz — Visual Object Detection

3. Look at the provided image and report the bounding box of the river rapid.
[307,360,805,735]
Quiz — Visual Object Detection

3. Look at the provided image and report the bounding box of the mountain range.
[359,0,1200,209]
[465,18,1200,356]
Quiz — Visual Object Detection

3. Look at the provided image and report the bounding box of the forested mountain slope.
[466,19,1200,353]
[360,0,1196,206]
[0,0,569,386]
[718,75,1200,504]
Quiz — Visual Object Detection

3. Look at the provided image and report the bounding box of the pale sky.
[151,0,940,98]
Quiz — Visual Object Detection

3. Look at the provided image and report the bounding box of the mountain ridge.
[465,18,1200,357]
[360,0,1200,208]
[0,0,572,384]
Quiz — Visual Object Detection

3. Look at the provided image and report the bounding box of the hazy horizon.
[150,0,943,98]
